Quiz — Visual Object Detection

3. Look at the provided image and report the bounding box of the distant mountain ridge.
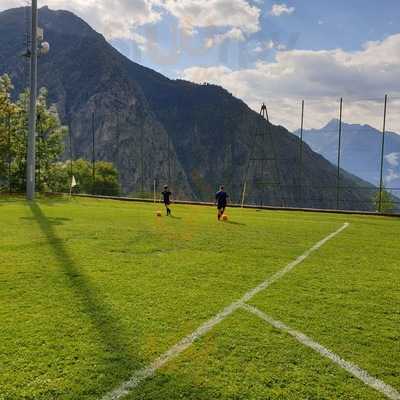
[297,120,400,194]
[0,6,379,210]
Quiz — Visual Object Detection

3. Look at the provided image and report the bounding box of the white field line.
[243,304,400,400]
[101,222,349,400]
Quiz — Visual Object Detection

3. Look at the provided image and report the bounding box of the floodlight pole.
[26,0,38,200]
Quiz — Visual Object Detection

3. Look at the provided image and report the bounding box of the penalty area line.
[101,222,349,400]
[242,304,400,400]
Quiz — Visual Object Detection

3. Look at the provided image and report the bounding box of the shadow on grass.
[39,194,74,206]
[224,220,246,226]
[169,215,182,220]
[28,201,143,392]
[20,216,71,226]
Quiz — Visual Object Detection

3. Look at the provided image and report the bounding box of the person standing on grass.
[215,185,229,221]
[161,185,172,216]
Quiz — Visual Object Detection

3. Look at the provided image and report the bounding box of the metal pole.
[92,111,95,192]
[116,114,120,166]
[140,128,144,194]
[167,135,171,185]
[378,94,388,212]
[7,111,12,193]
[37,115,41,191]
[69,124,73,178]
[26,0,38,200]
[336,98,343,209]
[299,100,304,206]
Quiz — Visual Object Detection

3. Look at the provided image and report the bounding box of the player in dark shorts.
[161,185,172,216]
[215,185,229,220]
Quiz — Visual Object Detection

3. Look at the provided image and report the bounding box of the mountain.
[0,6,377,210]
[297,120,400,194]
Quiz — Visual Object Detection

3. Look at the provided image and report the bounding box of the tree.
[0,75,67,193]
[35,88,67,191]
[49,159,120,196]
[373,188,396,213]
[0,74,18,191]
[0,74,120,195]
[91,161,120,196]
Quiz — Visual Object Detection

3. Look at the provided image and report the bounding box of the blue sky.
[108,0,400,79]
[263,0,399,51]
[2,0,400,130]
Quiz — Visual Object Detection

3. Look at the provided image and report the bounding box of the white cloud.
[0,0,19,10]
[270,3,295,16]
[385,169,400,184]
[1,0,162,40]
[205,28,246,48]
[161,0,260,35]
[1,0,261,50]
[386,153,400,167]
[267,40,286,50]
[265,40,275,49]
[181,34,400,131]
[160,0,261,49]
[252,45,264,53]
[251,39,286,53]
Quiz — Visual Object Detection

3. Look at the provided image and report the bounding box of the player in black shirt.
[161,185,172,216]
[215,185,229,220]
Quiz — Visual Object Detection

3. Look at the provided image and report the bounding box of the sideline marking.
[242,304,400,400]
[101,223,349,400]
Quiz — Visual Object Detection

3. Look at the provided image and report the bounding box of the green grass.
[0,196,399,399]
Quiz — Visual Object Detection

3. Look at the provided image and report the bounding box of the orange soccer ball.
[222,214,228,221]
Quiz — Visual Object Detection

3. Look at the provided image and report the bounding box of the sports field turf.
[0,196,399,400]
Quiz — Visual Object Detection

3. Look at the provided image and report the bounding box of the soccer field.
[0,197,399,400]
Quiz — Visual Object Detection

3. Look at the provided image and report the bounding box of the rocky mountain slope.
[0,6,377,210]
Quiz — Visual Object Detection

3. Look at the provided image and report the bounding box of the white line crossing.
[242,304,400,400]
[101,222,349,400]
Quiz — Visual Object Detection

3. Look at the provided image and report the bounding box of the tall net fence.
[258,95,400,213]
[65,95,400,215]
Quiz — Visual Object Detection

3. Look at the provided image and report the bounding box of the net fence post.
[378,94,388,213]
[7,110,12,194]
[336,98,343,210]
[69,123,73,178]
[91,111,95,193]
[140,127,144,195]
[167,134,171,186]
[299,99,304,208]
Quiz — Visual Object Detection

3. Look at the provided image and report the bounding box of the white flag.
[71,176,77,188]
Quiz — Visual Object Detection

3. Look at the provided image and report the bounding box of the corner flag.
[70,176,77,197]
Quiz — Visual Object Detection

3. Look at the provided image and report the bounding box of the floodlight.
[37,27,44,41]
[40,41,50,55]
